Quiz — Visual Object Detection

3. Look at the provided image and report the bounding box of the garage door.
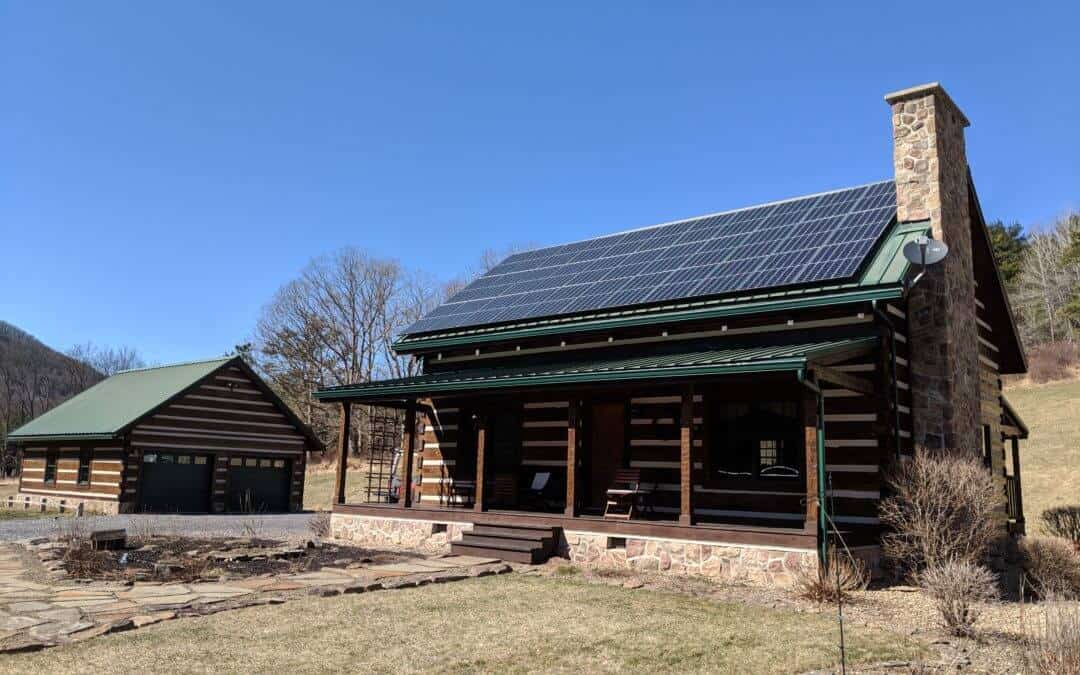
[227,457,291,513]
[139,452,212,513]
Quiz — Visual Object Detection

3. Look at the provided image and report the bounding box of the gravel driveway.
[0,513,317,542]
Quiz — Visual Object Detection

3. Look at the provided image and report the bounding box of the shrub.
[1028,342,1080,384]
[1021,536,1080,599]
[308,512,331,538]
[792,550,868,603]
[879,449,1002,578]
[919,561,997,637]
[1043,507,1080,548]
[1027,602,1080,675]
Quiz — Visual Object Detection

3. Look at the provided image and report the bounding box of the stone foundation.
[331,513,822,586]
[563,531,817,586]
[12,493,120,515]
[330,513,472,554]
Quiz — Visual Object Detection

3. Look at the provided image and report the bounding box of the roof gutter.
[395,285,904,353]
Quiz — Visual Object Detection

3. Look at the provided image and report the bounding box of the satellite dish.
[902,235,949,267]
[902,235,949,294]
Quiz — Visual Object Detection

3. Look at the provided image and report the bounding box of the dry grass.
[302,461,374,511]
[1027,601,1080,674]
[1004,378,1080,529]
[0,575,924,674]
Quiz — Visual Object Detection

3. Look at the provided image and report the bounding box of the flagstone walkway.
[0,544,505,652]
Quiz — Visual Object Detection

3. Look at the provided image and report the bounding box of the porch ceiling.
[314,336,878,402]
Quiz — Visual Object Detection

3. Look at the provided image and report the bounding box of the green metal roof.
[8,358,233,442]
[315,337,877,402]
[393,221,930,353]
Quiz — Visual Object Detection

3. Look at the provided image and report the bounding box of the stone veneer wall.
[563,531,817,587]
[330,513,818,587]
[13,493,120,515]
[330,513,472,553]
[886,83,982,456]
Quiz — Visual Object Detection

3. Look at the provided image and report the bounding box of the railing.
[1005,475,1023,525]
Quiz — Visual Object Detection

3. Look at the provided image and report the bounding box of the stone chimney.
[885,82,981,456]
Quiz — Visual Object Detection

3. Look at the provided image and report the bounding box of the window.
[194,456,208,465]
[272,459,285,469]
[177,455,192,464]
[245,458,258,467]
[77,449,92,485]
[230,457,242,466]
[44,450,58,484]
[708,399,802,481]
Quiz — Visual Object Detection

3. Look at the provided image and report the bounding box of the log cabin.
[8,357,321,514]
[315,83,1029,584]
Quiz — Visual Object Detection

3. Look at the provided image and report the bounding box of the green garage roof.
[8,358,233,442]
[315,337,877,402]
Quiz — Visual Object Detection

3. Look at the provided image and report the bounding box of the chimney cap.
[884,82,970,126]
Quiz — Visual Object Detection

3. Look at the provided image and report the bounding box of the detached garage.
[8,357,322,514]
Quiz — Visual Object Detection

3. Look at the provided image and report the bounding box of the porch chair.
[604,468,653,520]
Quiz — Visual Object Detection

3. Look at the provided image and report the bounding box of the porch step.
[449,543,543,564]
[470,525,554,542]
[451,523,559,565]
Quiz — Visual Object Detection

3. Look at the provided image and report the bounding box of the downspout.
[798,369,828,564]
[872,300,902,460]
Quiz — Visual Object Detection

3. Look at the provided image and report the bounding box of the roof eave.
[393,285,904,354]
[314,357,813,403]
[8,432,120,443]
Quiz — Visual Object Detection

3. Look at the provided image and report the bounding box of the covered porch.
[317,337,883,559]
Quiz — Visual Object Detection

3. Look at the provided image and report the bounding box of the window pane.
[144,454,157,463]
[178,455,191,464]
[245,458,257,467]
[259,459,271,468]
[273,459,285,468]
[230,457,242,466]
[194,456,208,465]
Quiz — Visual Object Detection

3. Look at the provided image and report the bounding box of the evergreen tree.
[986,220,1028,286]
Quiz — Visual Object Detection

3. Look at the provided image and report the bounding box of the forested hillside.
[0,321,146,442]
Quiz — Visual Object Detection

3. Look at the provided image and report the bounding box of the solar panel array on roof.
[406,180,897,335]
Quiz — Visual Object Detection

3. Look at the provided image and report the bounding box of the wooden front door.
[587,401,625,510]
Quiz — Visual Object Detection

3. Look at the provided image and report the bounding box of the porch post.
[334,401,351,506]
[400,403,416,507]
[473,416,487,513]
[1011,436,1025,529]
[802,390,819,535]
[679,385,695,526]
[565,400,578,517]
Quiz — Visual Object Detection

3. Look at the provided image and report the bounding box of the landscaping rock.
[308,586,342,597]
[131,611,176,628]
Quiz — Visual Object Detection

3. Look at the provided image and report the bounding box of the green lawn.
[1,575,922,674]
[1004,377,1080,532]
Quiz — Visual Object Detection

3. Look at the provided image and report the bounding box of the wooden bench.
[604,468,653,520]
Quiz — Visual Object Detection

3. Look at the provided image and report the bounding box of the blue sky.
[3,1,1077,364]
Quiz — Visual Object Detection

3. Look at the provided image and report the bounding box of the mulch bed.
[61,536,421,583]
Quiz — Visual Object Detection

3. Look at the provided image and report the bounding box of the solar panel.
[407,180,897,335]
